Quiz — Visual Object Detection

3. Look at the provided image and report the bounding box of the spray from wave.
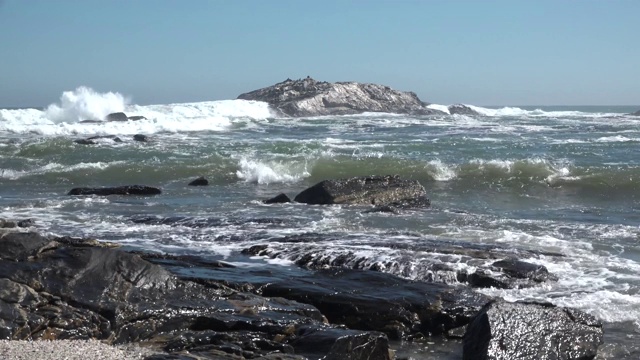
[44,86,129,123]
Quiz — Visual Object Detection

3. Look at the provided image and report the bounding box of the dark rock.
[75,135,122,145]
[128,116,146,121]
[68,185,162,196]
[463,300,603,360]
[292,326,392,360]
[231,268,490,340]
[630,110,640,116]
[133,134,149,142]
[0,219,17,228]
[448,104,480,116]
[294,175,429,207]
[17,219,35,228]
[0,232,394,359]
[79,120,103,124]
[492,258,556,283]
[105,112,128,122]
[263,193,291,204]
[237,77,445,117]
[188,177,209,186]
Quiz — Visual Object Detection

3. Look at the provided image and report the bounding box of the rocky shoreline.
[0,176,605,359]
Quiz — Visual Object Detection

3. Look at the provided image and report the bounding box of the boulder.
[463,300,603,360]
[0,231,393,359]
[293,175,429,207]
[188,177,209,186]
[133,134,149,142]
[74,135,122,145]
[105,112,128,122]
[68,185,162,196]
[448,104,480,116]
[79,120,103,124]
[237,77,445,117]
[128,116,146,121]
[263,193,291,204]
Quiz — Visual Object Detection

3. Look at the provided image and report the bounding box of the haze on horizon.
[0,0,638,108]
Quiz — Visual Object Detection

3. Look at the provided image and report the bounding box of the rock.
[491,259,556,283]
[17,219,35,228]
[188,177,209,186]
[128,116,146,121]
[0,219,16,228]
[133,134,149,142]
[105,112,128,122]
[68,185,162,196]
[74,135,122,145]
[463,300,603,360]
[263,193,291,204]
[293,175,429,207]
[292,326,392,360]
[0,232,394,359]
[630,110,640,116]
[448,104,480,116]
[79,120,103,124]
[237,77,445,117]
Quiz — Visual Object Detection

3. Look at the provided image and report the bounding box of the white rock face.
[237,77,445,117]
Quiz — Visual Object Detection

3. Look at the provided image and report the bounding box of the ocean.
[1,87,639,359]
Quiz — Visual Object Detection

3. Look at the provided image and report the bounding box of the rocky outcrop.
[463,300,603,360]
[0,231,394,359]
[237,77,445,117]
[68,185,161,196]
[74,135,123,145]
[263,193,291,204]
[631,109,640,116]
[448,104,480,116]
[188,177,209,186]
[105,112,128,122]
[133,134,149,142]
[293,175,429,207]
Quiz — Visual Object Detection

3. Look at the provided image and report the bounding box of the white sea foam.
[0,87,274,136]
[44,87,129,123]
[235,157,309,184]
[425,159,457,181]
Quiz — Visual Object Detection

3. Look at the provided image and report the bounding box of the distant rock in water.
[105,112,128,122]
[68,185,161,196]
[294,175,429,207]
[237,76,446,117]
[133,134,149,142]
[128,115,146,121]
[188,177,209,186]
[632,109,640,116]
[79,119,103,124]
[448,104,480,116]
[74,135,122,145]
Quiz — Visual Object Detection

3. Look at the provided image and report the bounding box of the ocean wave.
[0,87,274,135]
[236,156,310,184]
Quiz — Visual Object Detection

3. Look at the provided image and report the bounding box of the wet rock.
[74,135,122,145]
[128,116,146,121]
[448,104,480,116]
[292,325,392,360]
[0,232,393,359]
[463,300,603,360]
[68,185,162,196]
[220,267,490,340]
[237,77,445,117]
[79,119,103,124]
[0,219,17,228]
[491,258,556,283]
[105,112,128,122]
[294,175,429,207]
[263,193,291,204]
[133,134,149,142]
[17,219,35,228]
[188,177,209,186]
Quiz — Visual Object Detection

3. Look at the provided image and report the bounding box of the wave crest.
[44,86,129,123]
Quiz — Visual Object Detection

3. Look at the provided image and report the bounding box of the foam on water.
[0,87,274,136]
[0,161,123,180]
[235,156,310,184]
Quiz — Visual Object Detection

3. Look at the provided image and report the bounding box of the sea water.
[1,87,639,358]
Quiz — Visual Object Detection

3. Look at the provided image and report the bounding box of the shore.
[0,340,158,360]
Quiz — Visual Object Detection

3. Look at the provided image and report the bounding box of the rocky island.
[237,76,446,117]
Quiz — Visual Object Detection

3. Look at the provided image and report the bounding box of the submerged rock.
[68,185,162,196]
[188,177,209,186]
[237,76,445,117]
[133,134,149,142]
[463,300,603,360]
[263,193,291,204]
[74,135,122,145]
[294,175,429,207]
[448,104,480,116]
[128,115,146,121]
[105,112,128,122]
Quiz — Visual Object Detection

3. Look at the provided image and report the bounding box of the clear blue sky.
[1,0,638,107]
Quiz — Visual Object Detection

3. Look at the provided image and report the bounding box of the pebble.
[0,340,159,360]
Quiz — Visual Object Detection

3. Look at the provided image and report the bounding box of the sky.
[0,0,638,107]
